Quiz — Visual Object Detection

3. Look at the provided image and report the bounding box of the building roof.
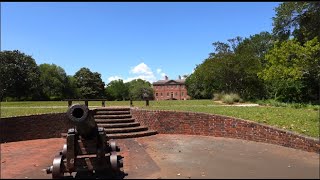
[152,79,185,85]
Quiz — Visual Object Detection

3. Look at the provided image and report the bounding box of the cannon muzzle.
[66,104,98,138]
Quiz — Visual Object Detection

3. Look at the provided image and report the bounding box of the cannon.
[46,104,124,179]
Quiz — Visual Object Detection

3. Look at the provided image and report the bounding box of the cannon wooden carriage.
[46,104,124,179]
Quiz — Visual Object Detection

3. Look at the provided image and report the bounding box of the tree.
[186,32,274,100]
[258,37,320,102]
[105,79,129,101]
[185,59,218,99]
[64,75,80,99]
[38,63,68,100]
[236,31,274,67]
[0,50,41,100]
[273,2,320,43]
[127,79,154,100]
[74,67,105,99]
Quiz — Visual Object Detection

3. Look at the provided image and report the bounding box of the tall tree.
[74,67,105,99]
[273,2,320,43]
[64,75,80,99]
[186,32,274,100]
[0,50,41,100]
[39,63,68,100]
[258,37,320,102]
[127,79,154,100]
[105,79,129,101]
[236,31,274,67]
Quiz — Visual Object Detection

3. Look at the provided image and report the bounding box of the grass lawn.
[143,105,319,138]
[1,100,319,138]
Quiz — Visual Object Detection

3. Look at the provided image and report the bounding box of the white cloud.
[156,68,162,74]
[107,62,168,83]
[108,76,123,82]
[127,62,156,83]
[130,62,153,76]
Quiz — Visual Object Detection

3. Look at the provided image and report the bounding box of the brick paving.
[1,134,319,179]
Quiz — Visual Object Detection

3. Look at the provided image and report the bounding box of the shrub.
[222,94,235,104]
[213,92,224,101]
[256,99,319,109]
[229,93,241,102]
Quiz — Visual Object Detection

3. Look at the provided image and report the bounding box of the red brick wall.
[130,108,320,153]
[153,84,190,100]
[0,113,72,143]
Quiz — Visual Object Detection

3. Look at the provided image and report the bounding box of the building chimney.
[178,75,181,80]
[165,75,168,80]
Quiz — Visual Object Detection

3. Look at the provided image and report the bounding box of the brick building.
[152,76,190,100]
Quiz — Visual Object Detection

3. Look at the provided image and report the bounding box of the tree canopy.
[259,37,320,102]
[105,78,154,101]
[39,63,69,100]
[273,2,320,43]
[74,67,105,99]
[0,50,41,100]
[186,32,274,100]
[127,79,154,100]
[105,79,129,101]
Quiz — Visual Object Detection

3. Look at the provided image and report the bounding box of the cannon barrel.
[47,104,124,178]
[66,104,98,138]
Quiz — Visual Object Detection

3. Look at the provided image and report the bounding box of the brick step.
[104,126,148,134]
[96,118,135,124]
[106,130,158,139]
[94,114,132,119]
[95,107,131,111]
[61,129,157,139]
[98,122,140,128]
[95,111,130,115]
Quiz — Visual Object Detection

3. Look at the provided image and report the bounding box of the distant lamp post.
[142,88,150,106]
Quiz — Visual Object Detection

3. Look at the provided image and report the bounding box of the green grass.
[1,100,319,138]
[1,107,68,117]
[143,105,319,138]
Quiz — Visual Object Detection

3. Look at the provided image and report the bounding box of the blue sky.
[1,2,280,83]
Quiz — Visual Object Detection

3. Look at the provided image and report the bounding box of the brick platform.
[130,108,320,153]
[1,108,319,153]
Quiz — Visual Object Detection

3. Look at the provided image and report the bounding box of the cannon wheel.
[110,141,117,152]
[62,144,67,157]
[110,151,119,171]
[52,155,64,179]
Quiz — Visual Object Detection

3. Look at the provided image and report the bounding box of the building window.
[182,92,184,96]
[156,93,158,96]
[167,92,169,96]
[161,93,163,96]
[175,92,177,96]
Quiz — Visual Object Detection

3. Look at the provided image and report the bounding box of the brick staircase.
[94,107,157,139]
